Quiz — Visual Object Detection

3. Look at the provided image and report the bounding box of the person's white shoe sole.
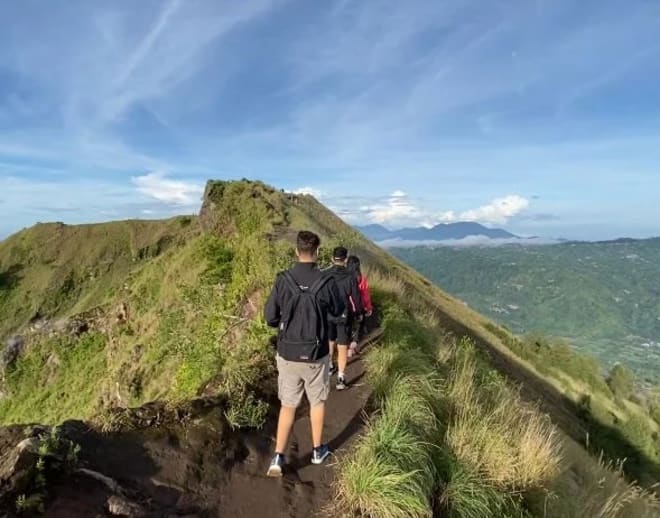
[266,465,283,477]
[311,450,331,465]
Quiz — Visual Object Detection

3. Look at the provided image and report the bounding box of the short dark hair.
[333,246,348,260]
[297,230,320,254]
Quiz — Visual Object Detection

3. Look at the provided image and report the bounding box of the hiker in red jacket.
[346,255,373,357]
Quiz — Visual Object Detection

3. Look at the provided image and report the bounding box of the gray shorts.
[276,354,330,408]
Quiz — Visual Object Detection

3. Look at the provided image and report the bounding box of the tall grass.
[335,311,442,517]
[335,293,562,517]
[445,340,561,492]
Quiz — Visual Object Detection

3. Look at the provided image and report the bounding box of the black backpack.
[277,271,330,362]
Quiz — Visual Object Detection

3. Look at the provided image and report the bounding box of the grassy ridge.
[0,216,199,339]
[0,182,295,425]
[0,181,385,426]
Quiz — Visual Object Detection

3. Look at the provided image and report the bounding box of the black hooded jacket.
[326,264,364,317]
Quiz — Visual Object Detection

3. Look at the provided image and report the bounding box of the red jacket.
[357,275,373,314]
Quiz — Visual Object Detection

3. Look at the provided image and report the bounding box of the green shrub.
[439,462,520,518]
[337,450,432,518]
[621,414,657,460]
[200,236,234,284]
[607,363,635,400]
[648,389,660,424]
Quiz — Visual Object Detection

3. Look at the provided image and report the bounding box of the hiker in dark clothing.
[264,231,345,477]
[326,246,363,391]
[346,255,373,357]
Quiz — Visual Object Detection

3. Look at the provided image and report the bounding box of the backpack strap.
[309,273,330,296]
[281,271,302,295]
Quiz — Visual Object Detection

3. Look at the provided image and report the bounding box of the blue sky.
[1,0,659,240]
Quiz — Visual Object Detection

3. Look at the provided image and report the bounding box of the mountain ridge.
[357,221,518,241]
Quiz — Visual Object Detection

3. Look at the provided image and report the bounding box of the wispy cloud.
[132,172,203,206]
[459,195,529,225]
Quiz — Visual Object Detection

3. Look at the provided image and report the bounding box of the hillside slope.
[0,180,658,516]
[0,216,200,340]
[391,241,660,381]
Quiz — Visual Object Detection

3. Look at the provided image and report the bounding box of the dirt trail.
[218,329,382,518]
[0,330,381,518]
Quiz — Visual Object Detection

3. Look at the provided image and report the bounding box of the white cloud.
[294,186,323,198]
[334,191,529,228]
[132,172,203,206]
[366,191,423,225]
[459,195,530,225]
[437,211,456,223]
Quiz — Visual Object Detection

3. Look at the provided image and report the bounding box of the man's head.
[296,230,321,262]
[332,246,348,265]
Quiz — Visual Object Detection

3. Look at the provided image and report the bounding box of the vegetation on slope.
[0,181,381,426]
[393,244,660,485]
[0,216,199,339]
[335,272,659,517]
[391,241,660,382]
[0,182,298,425]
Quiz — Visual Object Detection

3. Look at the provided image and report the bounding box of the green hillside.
[0,180,658,516]
[0,216,200,339]
[391,240,660,382]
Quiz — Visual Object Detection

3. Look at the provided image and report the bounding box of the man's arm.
[264,275,282,328]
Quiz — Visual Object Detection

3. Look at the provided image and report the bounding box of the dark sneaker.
[329,363,337,376]
[336,375,348,391]
[311,444,331,465]
[266,453,285,477]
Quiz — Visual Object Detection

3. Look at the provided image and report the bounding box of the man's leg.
[275,405,297,453]
[329,340,336,369]
[337,344,348,376]
[336,319,352,389]
[268,356,303,477]
[310,402,325,448]
[306,356,331,465]
[328,322,338,374]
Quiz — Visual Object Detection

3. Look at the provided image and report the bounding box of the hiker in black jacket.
[326,246,363,390]
[263,231,345,477]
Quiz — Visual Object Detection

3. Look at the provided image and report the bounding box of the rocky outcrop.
[0,425,46,511]
[0,397,262,516]
[2,336,24,368]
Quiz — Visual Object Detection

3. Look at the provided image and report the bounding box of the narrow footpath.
[217,329,382,518]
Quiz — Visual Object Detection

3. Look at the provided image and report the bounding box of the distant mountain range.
[357,222,519,243]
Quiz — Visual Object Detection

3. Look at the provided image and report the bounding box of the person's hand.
[366,310,373,317]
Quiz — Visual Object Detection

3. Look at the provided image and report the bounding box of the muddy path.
[1,330,382,518]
